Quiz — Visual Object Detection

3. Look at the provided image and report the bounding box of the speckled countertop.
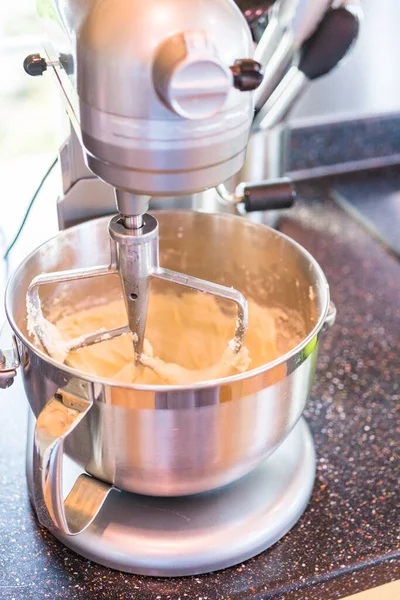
[0,172,399,599]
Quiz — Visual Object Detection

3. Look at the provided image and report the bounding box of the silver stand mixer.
[1,0,359,577]
[25,0,265,360]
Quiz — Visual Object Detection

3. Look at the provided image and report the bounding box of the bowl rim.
[5,211,331,392]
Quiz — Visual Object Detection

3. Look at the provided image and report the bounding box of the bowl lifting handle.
[32,386,114,536]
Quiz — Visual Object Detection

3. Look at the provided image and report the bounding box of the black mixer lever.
[242,177,295,212]
[216,176,296,213]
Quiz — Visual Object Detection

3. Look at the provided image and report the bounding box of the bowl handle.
[32,386,114,536]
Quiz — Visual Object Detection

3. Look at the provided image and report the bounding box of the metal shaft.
[124,215,144,230]
[109,214,158,359]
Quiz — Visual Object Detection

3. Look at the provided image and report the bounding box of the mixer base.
[27,417,315,577]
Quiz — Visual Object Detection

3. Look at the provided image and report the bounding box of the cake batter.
[31,293,304,385]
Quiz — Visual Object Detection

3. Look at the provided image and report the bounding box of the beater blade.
[26,214,248,367]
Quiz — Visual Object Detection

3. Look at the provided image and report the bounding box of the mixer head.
[75,0,261,197]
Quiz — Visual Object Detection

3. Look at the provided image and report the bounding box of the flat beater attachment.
[27,215,248,363]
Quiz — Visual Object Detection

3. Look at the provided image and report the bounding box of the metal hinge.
[0,338,20,389]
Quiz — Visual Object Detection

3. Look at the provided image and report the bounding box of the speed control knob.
[152,31,234,120]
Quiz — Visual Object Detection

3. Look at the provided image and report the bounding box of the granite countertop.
[0,171,399,599]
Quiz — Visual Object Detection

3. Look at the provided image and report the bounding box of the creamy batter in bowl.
[40,293,305,386]
[5,211,333,526]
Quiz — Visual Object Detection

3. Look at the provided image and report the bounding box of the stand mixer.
[25,0,266,361]
[0,0,361,578]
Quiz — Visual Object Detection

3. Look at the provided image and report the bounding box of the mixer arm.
[33,383,115,536]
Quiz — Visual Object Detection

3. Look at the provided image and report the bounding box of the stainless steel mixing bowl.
[5,211,334,537]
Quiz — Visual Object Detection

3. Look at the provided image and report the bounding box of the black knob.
[242,178,296,212]
[231,59,263,92]
[23,54,48,76]
[299,7,361,81]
